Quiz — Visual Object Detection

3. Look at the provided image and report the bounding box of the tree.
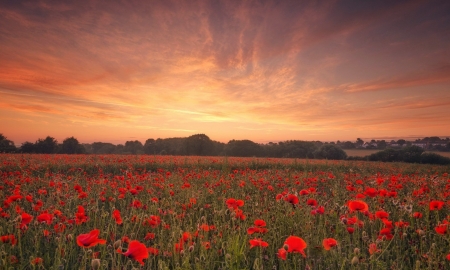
[225,140,263,157]
[184,134,214,156]
[20,141,35,153]
[356,138,364,148]
[124,140,143,154]
[313,144,347,160]
[397,139,406,146]
[144,139,157,154]
[35,136,58,154]
[61,137,85,154]
[0,134,17,153]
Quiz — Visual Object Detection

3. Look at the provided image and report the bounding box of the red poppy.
[322,238,338,250]
[435,224,447,235]
[76,229,107,248]
[144,232,155,240]
[364,187,378,197]
[20,212,33,230]
[429,200,445,211]
[75,206,88,225]
[347,200,369,212]
[254,219,266,227]
[37,213,53,225]
[375,210,389,220]
[277,248,287,260]
[369,243,380,255]
[284,236,307,257]
[112,209,122,225]
[249,238,269,248]
[413,212,423,218]
[31,257,43,265]
[147,247,159,255]
[284,194,299,205]
[226,198,244,209]
[122,240,149,265]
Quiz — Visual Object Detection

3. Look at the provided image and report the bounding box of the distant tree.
[20,141,35,153]
[144,139,157,155]
[341,141,355,149]
[356,138,364,148]
[124,140,144,154]
[397,139,406,146]
[61,137,85,154]
[92,142,116,154]
[0,134,17,153]
[313,144,347,160]
[377,140,387,149]
[225,140,263,157]
[35,136,58,154]
[184,134,214,156]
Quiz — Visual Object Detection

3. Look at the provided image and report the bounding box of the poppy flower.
[31,257,43,265]
[277,248,287,260]
[413,212,423,218]
[284,194,299,205]
[254,219,266,227]
[284,236,307,257]
[249,238,269,248]
[112,210,122,225]
[347,200,369,212]
[369,243,380,255]
[323,238,338,250]
[364,187,378,197]
[375,210,389,220]
[429,200,445,211]
[76,229,107,248]
[226,198,244,209]
[37,213,53,225]
[435,224,447,235]
[122,240,149,265]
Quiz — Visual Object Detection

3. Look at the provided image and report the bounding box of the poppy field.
[1,154,450,269]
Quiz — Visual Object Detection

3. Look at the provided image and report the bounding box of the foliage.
[313,144,348,160]
[60,137,85,154]
[0,133,17,153]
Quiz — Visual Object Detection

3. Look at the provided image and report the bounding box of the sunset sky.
[1,0,450,145]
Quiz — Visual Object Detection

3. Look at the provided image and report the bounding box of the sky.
[1,0,450,145]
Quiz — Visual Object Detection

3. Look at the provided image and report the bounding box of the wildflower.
[368,243,380,255]
[112,209,122,225]
[429,200,445,211]
[347,200,369,213]
[76,229,107,248]
[121,240,149,265]
[31,257,43,265]
[249,238,269,248]
[277,248,287,260]
[323,238,338,250]
[284,194,299,205]
[37,212,53,225]
[283,236,307,257]
[226,198,244,209]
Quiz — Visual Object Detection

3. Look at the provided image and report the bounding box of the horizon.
[5,133,450,147]
[1,1,450,143]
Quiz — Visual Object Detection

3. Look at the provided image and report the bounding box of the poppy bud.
[351,256,359,265]
[354,248,360,255]
[113,240,122,249]
[91,259,101,270]
[189,245,195,252]
[66,234,73,241]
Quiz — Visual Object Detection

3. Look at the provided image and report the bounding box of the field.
[345,149,450,158]
[1,154,450,269]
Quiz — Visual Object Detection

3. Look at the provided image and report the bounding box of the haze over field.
[1,0,450,144]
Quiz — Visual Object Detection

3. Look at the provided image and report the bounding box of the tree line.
[0,133,347,160]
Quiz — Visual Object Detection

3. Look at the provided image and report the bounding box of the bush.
[313,144,347,160]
